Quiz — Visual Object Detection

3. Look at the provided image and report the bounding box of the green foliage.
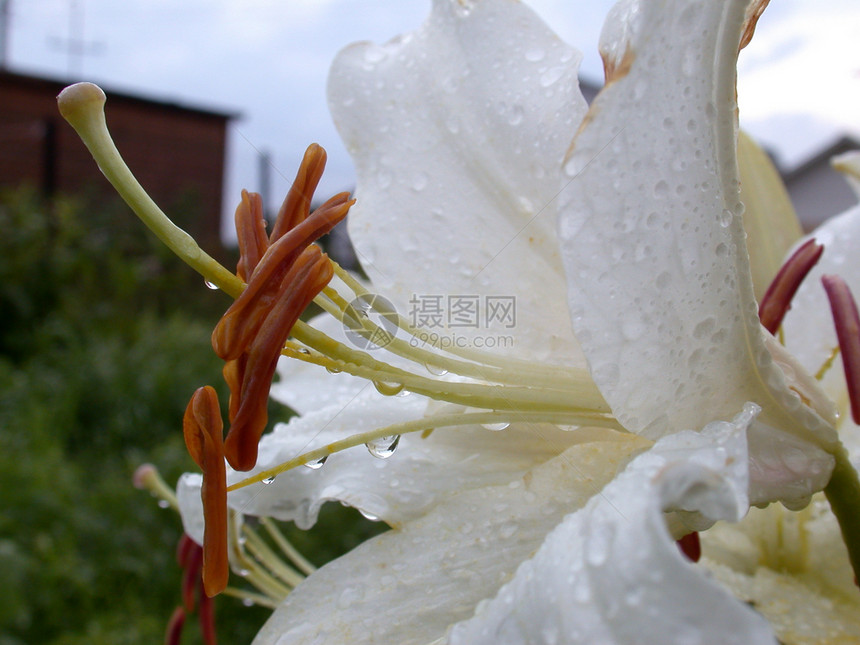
[0,188,382,643]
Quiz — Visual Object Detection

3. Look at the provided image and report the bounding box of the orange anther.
[270,143,328,243]
[223,247,334,470]
[182,386,229,597]
[235,190,269,282]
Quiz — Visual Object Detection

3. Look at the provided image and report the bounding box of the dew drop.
[157,499,170,509]
[304,455,328,470]
[359,509,380,521]
[482,421,510,431]
[366,434,400,459]
[237,568,250,578]
[242,598,254,607]
[525,47,545,62]
[326,366,342,374]
[411,172,428,192]
[539,66,564,87]
[373,381,405,396]
[262,475,276,485]
[718,208,733,227]
[653,180,669,198]
[424,363,448,376]
[204,279,219,290]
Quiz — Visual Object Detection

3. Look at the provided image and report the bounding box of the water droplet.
[482,421,510,431]
[262,475,276,485]
[653,180,669,198]
[539,66,564,87]
[204,280,219,290]
[237,568,250,578]
[366,434,400,459]
[525,47,545,62]
[359,509,380,521]
[718,208,733,227]
[424,363,448,376]
[373,381,405,396]
[326,366,342,374]
[507,104,524,126]
[304,455,328,470]
[411,172,428,192]
[242,598,254,607]
[297,348,311,355]
[157,499,170,509]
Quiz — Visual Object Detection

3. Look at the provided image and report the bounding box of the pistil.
[758,239,823,335]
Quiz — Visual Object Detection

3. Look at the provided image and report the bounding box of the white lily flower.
[56,0,860,642]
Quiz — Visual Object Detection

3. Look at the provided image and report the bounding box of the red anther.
[235,190,269,282]
[758,239,824,334]
[199,588,218,645]
[181,544,203,612]
[176,533,197,569]
[676,532,701,563]
[822,275,860,423]
[164,606,186,645]
[224,247,334,471]
[270,143,328,243]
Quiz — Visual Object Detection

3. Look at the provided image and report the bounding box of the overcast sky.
[6,0,860,236]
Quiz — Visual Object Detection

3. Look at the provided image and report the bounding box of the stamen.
[270,143,328,242]
[235,190,269,282]
[223,247,335,471]
[758,239,823,334]
[133,462,179,511]
[199,591,217,645]
[181,541,203,612]
[229,409,622,491]
[212,195,351,361]
[676,532,701,563]
[164,607,186,645]
[183,386,229,596]
[821,275,860,423]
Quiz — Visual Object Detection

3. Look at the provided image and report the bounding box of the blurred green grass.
[0,187,383,644]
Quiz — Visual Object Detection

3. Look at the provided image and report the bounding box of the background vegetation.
[0,188,381,644]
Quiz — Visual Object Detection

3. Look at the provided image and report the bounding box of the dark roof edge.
[1,69,242,120]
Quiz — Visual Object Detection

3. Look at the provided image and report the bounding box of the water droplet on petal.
[262,475,276,485]
[718,208,733,227]
[157,499,170,509]
[366,434,400,459]
[304,455,328,470]
[325,366,342,374]
[204,280,219,290]
[359,509,380,521]
[242,598,254,607]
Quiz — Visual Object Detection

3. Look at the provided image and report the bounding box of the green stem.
[823,446,860,585]
[57,82,243,297]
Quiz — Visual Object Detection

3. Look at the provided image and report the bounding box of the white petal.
[181,390,626,530]
[328,0,588,364]
[252,435,646,645]
[557,0,836,453]
[447,405,776,644]
[702,499,860,642]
